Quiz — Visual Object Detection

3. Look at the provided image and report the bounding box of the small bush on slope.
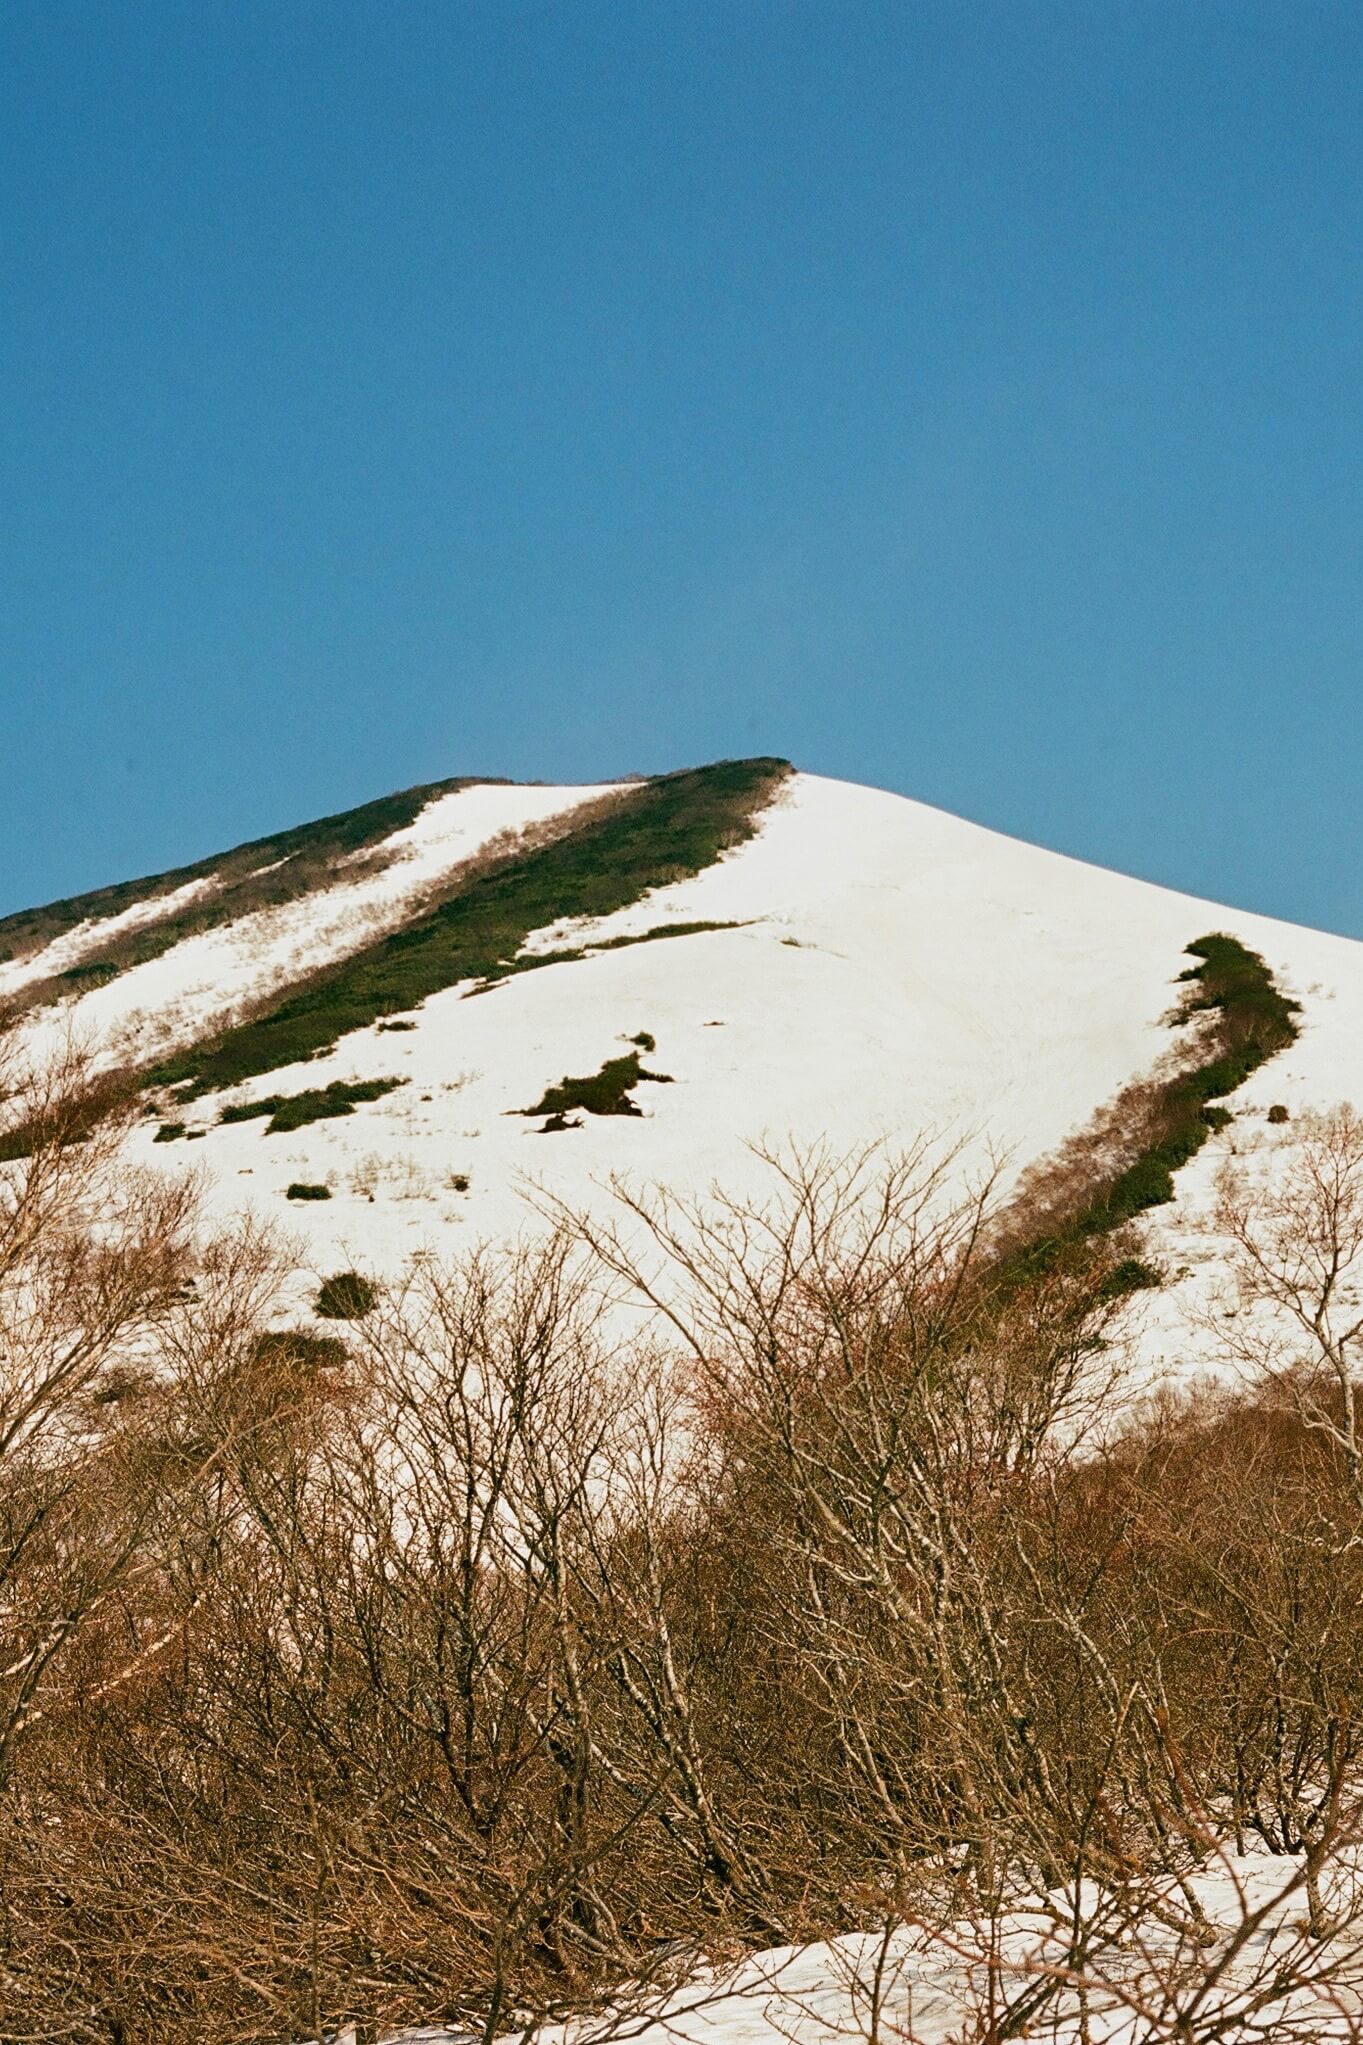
[519,1049,674,1120]
[250,1327,349,1374]
[314,1269,377,1318]
[218,1076,404,1134]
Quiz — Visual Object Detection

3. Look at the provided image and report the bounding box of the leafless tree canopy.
[3,1048,1363,2043]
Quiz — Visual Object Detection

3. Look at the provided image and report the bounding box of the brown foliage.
[3,1070,1363,2040]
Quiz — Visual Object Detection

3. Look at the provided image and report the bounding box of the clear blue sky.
[4,3,1361,933]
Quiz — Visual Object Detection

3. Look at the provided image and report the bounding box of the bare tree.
[1213,1104,1363,1512]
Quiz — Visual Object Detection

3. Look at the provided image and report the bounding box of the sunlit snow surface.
[379,1844,1362,2045]
[82,771,1361,1361]
[17,780,620,1064]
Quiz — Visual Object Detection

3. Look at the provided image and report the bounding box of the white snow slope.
[14,779,619,1064]
[84,768,1363,1372]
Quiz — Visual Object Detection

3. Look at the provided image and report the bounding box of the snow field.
[0,869,223,997]
[122,775,1363,1341]
[376,1842,1363,2045]
[17,780,619,1069]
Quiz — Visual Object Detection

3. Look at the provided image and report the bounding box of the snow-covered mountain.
[6,759,1363,1366]
[12,759,1363,2045]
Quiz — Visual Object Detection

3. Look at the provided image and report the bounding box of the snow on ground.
[18,781,617,1067]
[379,1843,1362,2045]
[52,775,1363,2043]
[0,870,223,997]
[116,773,1363,1339]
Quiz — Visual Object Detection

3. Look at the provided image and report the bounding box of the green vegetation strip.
[519,1049,674,1123]
[151,759,788,1101]
[219,1077,404,1135]
[460,919,753,995]
[1008,931,1300,1287]
[0,775,481,994]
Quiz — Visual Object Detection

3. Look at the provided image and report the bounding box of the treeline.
[3,1056,1363,2041]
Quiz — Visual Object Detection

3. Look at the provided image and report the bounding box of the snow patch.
[20,781,620,1067]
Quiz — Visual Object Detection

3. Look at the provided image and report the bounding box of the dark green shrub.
[286,1183,332,1201]
[520,1051,673,1121]
[1201,1104,1234,1131]
[153,1123,187,1143]
[592,919,747,952]
[220,1077,403,1135]
[314,1272,377,1320]
[1097,1257,1163,1299]
[1268,1103,1290,1124]
[251,1329,348,1372]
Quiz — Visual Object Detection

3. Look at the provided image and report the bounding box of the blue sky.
[4,2,1361,933]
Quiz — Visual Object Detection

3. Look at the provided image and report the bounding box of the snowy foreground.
[365,1844,1362,2045]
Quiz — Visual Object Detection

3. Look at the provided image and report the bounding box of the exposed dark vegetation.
[7,1072,1363,2044]
[144,760,787,1101]
[591,917,749,951]
[250,1327,349,1374]
[461,920,753,997]
[993,932,1300,1286]
[520,1048,674,1122]
[314,1269,377,1319]
[1269,1101,1290,1123]
[153,1122,187,1143]
[0,775,483,1002]
[285,1182,332,1201]
[57,960,117,985]
[1095,1252,1163,1298]
[218,1076,404,1135]
[459,920,752,997]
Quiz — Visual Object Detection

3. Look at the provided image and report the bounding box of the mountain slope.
[11,762,1363,2042]
[8,764,1363,1361]
[0,773,481,1003]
